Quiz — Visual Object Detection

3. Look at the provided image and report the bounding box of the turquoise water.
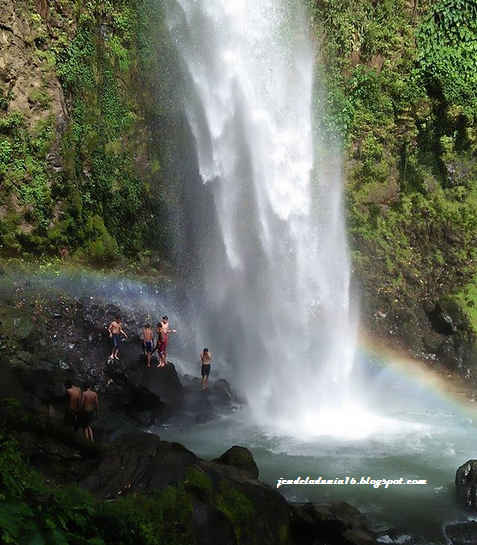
[158,379,477,544]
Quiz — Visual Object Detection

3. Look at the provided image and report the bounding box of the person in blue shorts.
[108,317,127,360]
[143,324,154,367]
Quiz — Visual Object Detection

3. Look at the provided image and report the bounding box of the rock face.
[0,273,239,439]
[456,460,477,510]
[80,433,198,499]
[445,522,477,545]
[0,0,68,129]
[78,432,378,545]
[290,502,377,545]
[213,445,259,479]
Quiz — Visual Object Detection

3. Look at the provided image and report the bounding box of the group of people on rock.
[107,315,178,369]
[64,380,99,442]
[64,314,213,442]
[142,316,177,368]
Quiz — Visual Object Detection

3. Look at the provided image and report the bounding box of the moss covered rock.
[213,445,259,479]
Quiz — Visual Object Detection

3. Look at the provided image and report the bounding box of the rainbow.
[358,331,477,419]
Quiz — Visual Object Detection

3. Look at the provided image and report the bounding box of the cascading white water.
[166,0,359,432]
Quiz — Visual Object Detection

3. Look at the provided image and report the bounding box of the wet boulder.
[129,385,165,426]
[210,378,234,407]
[290,502,376,545]
[136,364,183,408]
[445,521,477,545]
[80,432,198,499]
[15,366,73,408]
[456,460,477,509]
[213,446,259,479]
[179,375,239,425]
[0,364,25,403]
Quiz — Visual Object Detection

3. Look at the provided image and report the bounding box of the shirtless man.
[155,322,166,367]
[64,380,82,432]
[143,324,154,367]
[108,317,127,360]
[80,382,99,442]
[200,348,212,390]
[160,315,177,364]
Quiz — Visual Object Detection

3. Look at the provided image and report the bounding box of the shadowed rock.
[456,460,477,510]
[290,502,377,545]
[213,445,259,479]
[80,432,197,499]
[445,521,477,545]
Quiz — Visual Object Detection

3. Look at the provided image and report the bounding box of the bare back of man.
[143,325,154,367]
[64,382,82,431]
[67,386,83,409]
[80,385,99,442]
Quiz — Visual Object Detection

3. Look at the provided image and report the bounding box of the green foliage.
[84,215,120,262]
[0,434,102,545]
[216,480,254,543]
[0,112,55,234]
[455,273,477,336]
[100,487,194,545]
[182,467,214,501]
[55,28,96,92]
[0,0,171,262]
[417,0,477,121]
[0,432,198,545]
[306,0,477,318]
[307,0,424,142]
[51,0,168,259]
[350,184,477,302]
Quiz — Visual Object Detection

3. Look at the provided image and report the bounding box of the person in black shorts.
[64,380,82,432]
[79,382,99,442]
[200,348,211,390]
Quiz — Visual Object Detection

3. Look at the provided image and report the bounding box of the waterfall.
[166,0,357,432]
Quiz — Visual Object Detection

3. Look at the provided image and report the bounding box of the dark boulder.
[80,432,198,499]
[290,502,376,545]
[136,364,183,407]
[0,365,25,404]
[210,378,234,406]
[456,460,477,509]
[445,521,477,545]
[15,366,73,409]
[426,300,472,337]
[200,459,292,545]
[213,446,259,479]
[129,385,165,426]
[178,375,239,425]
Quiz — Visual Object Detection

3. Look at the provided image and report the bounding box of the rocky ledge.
[0,394,380,545]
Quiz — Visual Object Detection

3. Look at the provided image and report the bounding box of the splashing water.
[166,0,359,432]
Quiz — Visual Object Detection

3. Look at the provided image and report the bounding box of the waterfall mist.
[166,0,358,432]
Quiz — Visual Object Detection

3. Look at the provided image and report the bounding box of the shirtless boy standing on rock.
[156,322,166,367]
[108,317,127,360]
[64,380,82,432]
[160,315,177,364]
[143,324,154,367]
[80,382,99,442]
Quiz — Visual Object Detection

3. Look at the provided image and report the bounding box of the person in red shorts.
[160,315,177,364]
[155,322,167,367]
